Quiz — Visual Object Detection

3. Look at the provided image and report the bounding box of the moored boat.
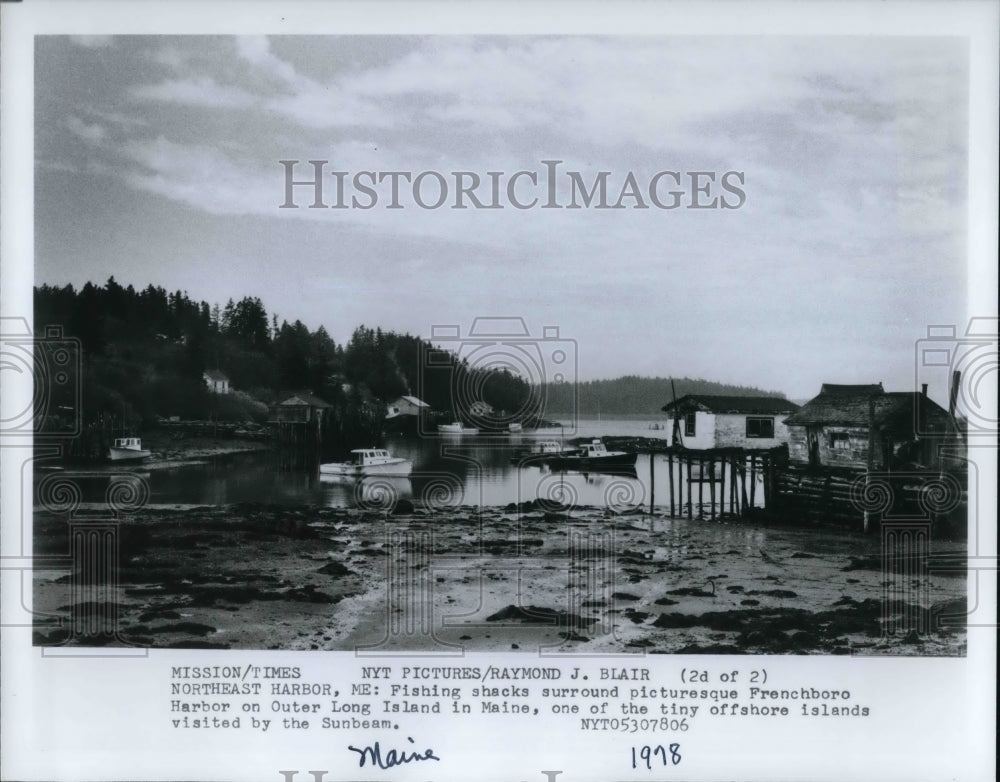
[320,448,413,477]
[510,439,576,464]
[107,437,152,462]
[437,422,479,435]
[545,439,637,471]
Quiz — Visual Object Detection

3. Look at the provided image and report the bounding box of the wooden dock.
[634,445,785,520]
[630,443,964,532]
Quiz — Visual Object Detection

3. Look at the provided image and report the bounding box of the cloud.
[133,76,259,110]
[121,136,266,215]
[82,108,149,129]
[66,115,105,144]
[235,36,299,84]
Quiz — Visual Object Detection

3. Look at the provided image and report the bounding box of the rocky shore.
[33,503,967,655]
[137,433,271,470]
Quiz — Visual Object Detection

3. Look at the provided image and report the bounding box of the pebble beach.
[32,502,967,656]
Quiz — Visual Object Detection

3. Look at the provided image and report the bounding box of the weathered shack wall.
[664,412,715,449]
[788,427,809,463]
[713,413,793,449]
[788,425,886,469]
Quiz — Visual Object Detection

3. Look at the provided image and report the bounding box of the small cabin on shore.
[270,392,333,427]
[203,369,230,394]
[386,395,430,419]
[661,394,800,449]
[782,383,958,470]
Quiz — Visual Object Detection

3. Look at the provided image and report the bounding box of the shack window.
[829,431,850,449]
[684,413,696,437]
[746,417,775,439]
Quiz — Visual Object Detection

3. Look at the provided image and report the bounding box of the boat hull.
[319,460,413,477]
[545,452,638,472]
[107,448,152,462]
[511,448,576,465]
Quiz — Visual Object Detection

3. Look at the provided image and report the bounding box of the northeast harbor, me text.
[166,662,869,734]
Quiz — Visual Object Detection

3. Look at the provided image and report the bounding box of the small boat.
[107,437,152,462]
[437,422,479,435]
[507,423,523,433]
[545,439,637,471]
[319,448,413,477]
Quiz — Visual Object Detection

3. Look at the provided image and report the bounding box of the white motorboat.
[437,422,479,435]
[319,448,413,477]
[107,437,152,462]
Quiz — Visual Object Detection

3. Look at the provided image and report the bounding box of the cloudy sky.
[35,35,968,400]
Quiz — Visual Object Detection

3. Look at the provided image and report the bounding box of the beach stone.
[316,561,354,578]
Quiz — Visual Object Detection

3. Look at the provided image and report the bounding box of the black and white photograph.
[1,3,996,781]
[25,31,975,654]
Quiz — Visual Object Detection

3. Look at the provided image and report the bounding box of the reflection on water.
[39,419,768,513]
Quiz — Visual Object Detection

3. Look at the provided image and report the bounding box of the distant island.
[542,376,787,417]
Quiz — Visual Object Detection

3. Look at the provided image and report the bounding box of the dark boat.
[545,439,638,472]
[510,439,577,465]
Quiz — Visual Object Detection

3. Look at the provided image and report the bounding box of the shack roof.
[874,392,956,436]
[203,369,229,381]
[395,395,429,408]
[661,394,800,415]
[784,384,885,426]
[280,392,332,409]
[784,384,954,435]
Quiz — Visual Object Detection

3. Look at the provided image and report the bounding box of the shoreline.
[42,435,272,472]
[33,503,967,655]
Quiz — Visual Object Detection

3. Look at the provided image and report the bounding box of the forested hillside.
[542,375,787,416]
[33,279,531,442]
[33,280,787,454]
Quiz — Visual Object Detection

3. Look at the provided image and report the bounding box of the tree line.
[33,279,533,447]
[542,375,788,416]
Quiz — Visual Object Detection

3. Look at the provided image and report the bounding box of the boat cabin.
[579,440,610,457]
[351,448,395,466]
[113,437,143,450]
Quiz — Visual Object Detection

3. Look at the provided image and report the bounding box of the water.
[39,418,767,512]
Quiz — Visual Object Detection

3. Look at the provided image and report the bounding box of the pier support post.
[708,459,716,520]
[668,454,675,517]
[648,453,655,515]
